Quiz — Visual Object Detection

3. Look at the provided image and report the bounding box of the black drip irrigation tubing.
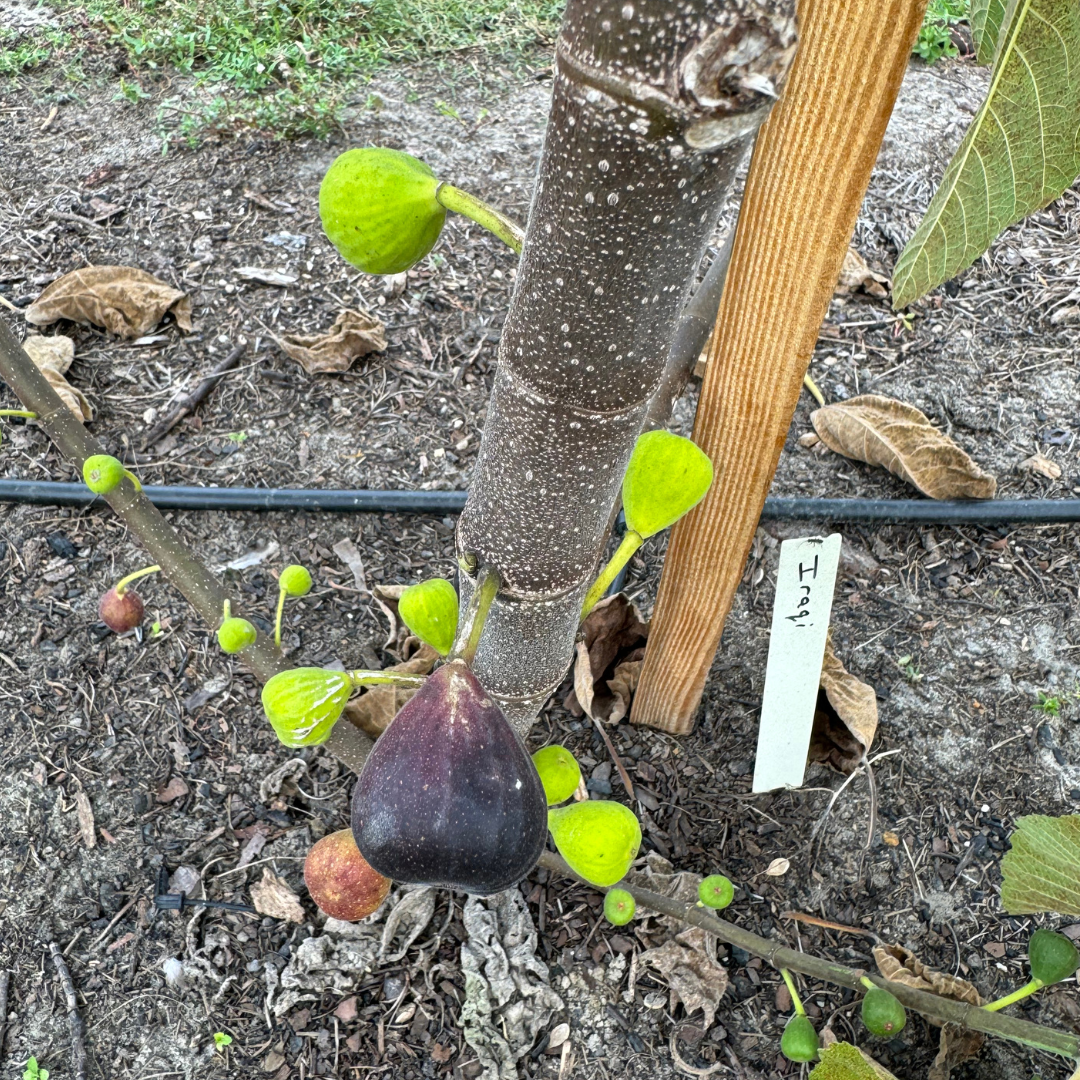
[2,479,1080,524]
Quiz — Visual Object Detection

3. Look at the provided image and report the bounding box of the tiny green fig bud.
[531,745,581,805]
[604,887,636,926]
[547,800,641,888]
[861,986,907,1036]
[698,874,734,910]
[622,430,714,539]
[320,148,446,275]
[780,1014,819,1062]
[262,667,352,747]
[217,617,257,654]
[398,577,459,656]
[1028,928,1079,987]
[280,564,313,597]
[83,454,125,494]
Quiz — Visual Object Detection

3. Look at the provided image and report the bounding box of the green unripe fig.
[280,564,313,597]
[262,667,352,747]
[698,874,734,910]
[861,986,907,1036]
[398,577,458,656]
[320,148,446,275]
[83,454,125,494]
[604,887,636,926]
[622,430,714,539]
[548,800,641,887]
[217,617,257,654]
[1029,928,1079,986]
[531,745,581,805]
[780,1014,819,1062]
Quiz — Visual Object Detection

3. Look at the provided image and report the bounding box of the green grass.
[3,0,563,138]
[913,0,970,63]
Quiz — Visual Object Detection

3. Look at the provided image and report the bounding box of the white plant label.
[752,533,842,793]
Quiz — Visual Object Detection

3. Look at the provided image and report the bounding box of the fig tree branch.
[535,850,1080,1061]
[0,316,373,772]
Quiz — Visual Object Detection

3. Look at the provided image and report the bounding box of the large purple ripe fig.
[352,660,546,895]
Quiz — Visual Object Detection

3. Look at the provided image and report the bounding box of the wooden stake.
[632,0,928,733]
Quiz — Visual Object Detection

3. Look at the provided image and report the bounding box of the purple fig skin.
[99,587,144,633]
[352,660,547,895]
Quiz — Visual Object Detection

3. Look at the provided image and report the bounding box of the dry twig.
[49,942,88,1080]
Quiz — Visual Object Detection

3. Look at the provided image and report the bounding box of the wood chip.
[74,790,96,849]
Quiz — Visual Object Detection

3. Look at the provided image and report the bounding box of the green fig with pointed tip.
[780,1014,819,1062]
[320,148,446,275]
[604,887,635,926]
[548,800,641,887]
[83,454,125,494]
[398,577,458,656]
[861,985,907,1036]
[1029,928,1079,986]
[280,564,313,597]
[532,745,581,805]
[218,617,257,654]
[622,430,713,539]
[262,667,352,747]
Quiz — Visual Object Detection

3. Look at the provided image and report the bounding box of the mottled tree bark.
[458,0,797,731]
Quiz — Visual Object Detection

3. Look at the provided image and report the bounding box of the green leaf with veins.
[809,1042,894,1079]
[892,0,1080,309]
[622,430,713,539]
[1001,814,1080,915]
[970,0,1008,62]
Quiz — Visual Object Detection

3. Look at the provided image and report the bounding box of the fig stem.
[222,599,231,621]
[453,564,500,666]
[802,371,825,407]
[436,183,524,254]
[114,564,161,597]
[535,849,1080,1061]
[780,968,806,1017]
[0,409,36,418]
[581,530,643,619]
[346,670,427,690]
[274,587,287,648]
[121,468,142,492]
[982,979,1043,1013]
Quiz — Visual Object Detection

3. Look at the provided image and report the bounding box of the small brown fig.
[304,829,391,921]
[99,587,145,633]
[352,659,547,894]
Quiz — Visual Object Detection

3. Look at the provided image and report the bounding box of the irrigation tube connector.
[2,479,1080,524]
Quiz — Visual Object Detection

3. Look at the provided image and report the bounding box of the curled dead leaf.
[765,858,790,877]
[835,246,889,298]
[25,266,192,338]
[565,594,648,723]
[22,334,92,420]
[277,309,387,374]
[251,868,306,923]
[811,395,996,500]
[874,944,984,1080]
[1018,453,1061,480]
[810,639,878,774]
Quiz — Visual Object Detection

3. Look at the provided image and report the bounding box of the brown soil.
[2,30,1080,1080]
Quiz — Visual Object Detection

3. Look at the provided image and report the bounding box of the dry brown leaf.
[810,639,878,774]
[74,789,96,849]
[874,944,984,1080]
[252,868,306,923]
[640,940,729,1028]
[565,594,648,723]
[371,583,408,649]
[765,858,790,877]
[811,395,997,500]
[22,334,93,420]
[25,266,192,338]
[835,246,889,298]
[277,309,387,374]
[1018,452,1062,480]
[344,643,439,737]
[155,777,189,804]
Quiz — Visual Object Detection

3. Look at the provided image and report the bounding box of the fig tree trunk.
[457,0,797,731]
